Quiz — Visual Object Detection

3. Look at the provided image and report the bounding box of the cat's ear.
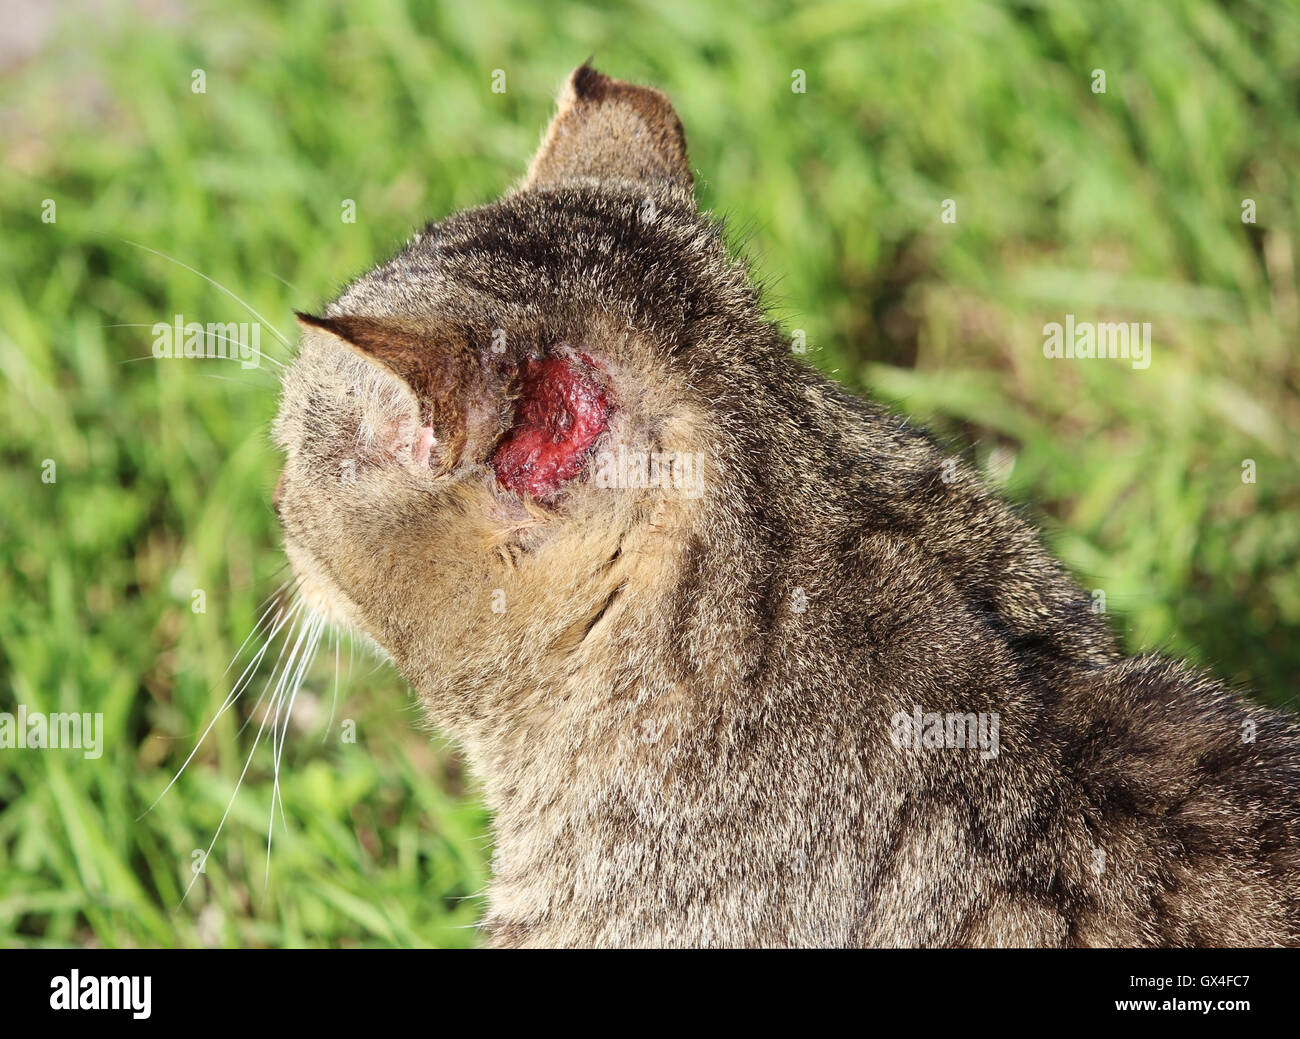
[522,63,692,193]
[295,311,487,468]
[294,312,473,402]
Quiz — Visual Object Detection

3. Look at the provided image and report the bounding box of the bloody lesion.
[490,352,611,500]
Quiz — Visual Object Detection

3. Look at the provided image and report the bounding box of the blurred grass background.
[0,0,1297,947]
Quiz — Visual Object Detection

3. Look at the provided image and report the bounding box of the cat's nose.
[272,471,286,515]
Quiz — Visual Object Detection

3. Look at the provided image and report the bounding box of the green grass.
[1,0,1297,947]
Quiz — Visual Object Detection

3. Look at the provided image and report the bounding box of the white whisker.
[323,629,341,745]
[264,611,324,888]
[142,598,300,819]
[226,587,289,676]
[234,599,306,740]
[104,322,286,371]
[182,654,289,905]
[110,238,293,349]
[180,601,312,905]
[263,269,303,294]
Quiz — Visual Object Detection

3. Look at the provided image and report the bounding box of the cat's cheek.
[281,534,363,633]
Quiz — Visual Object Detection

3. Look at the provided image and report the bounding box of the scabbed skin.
[490,355,610,500]
[274,65,1300,948]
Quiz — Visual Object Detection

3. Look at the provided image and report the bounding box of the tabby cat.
[273,65,1300,947]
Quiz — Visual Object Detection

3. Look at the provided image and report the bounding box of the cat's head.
[273,65,780,737]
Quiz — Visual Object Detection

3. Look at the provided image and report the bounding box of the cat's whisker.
[226,584,290,676]
[142,597,300,819]
[266,627,302,849]
[104,324,286,372]
[180,599,311,906]
[264,610,325,888]
[234,597,305,740]
[269,616,327,878]
[263,269,303,294]
[323,628,342,745]
[109,237,294,350]
[181,649,294,907]
[112,354,281,379]
[228,596,303,712]
[198,373,267,389]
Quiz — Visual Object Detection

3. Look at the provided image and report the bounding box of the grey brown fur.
[273,65,1300,947]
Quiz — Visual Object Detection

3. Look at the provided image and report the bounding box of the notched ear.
[522,63,692,193]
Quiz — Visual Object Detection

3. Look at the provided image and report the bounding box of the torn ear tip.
[294,311,329,329]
